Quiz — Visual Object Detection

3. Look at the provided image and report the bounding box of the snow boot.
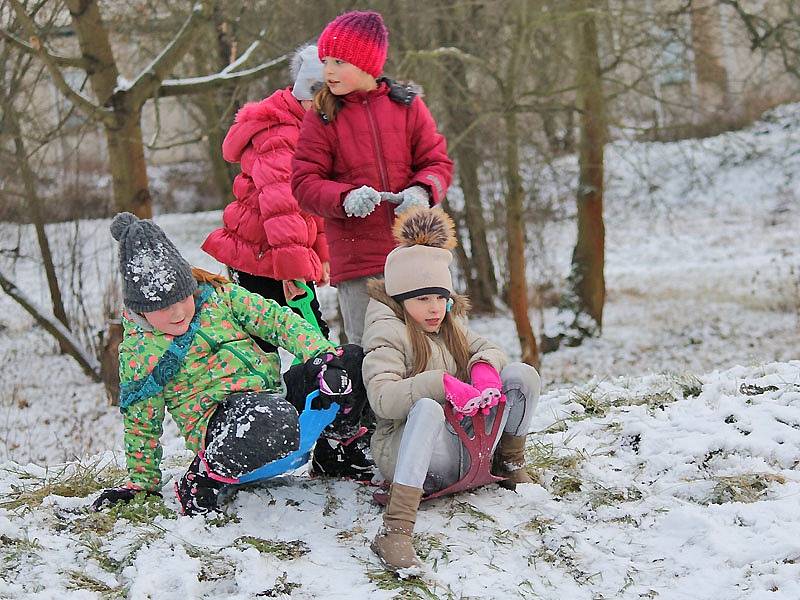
[174,454,224,516]
[310,432,375,482]
[371,483,423,571]
[492,433,534,485]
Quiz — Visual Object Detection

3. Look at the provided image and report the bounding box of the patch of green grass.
[570,384,607,417]
[587,485,643,509]
[1,533,44,573]
[674,373,703,398]
[704,473,786,505]
[234,536,309,560]
[79,535,121,574]
[448,500,497,523]
[65,570,124,598]
[366,569,448,600]
[413,533,450,565]
[323,481,343,516]
[72,493,175,537]
[526,441,586,497]
[526,441,585,471]
[256,572,302,597]
[550,474,583,497]
[523,516,555,536]
[0,461,126,511]
[489,528,518,547]
[206,512,241,527]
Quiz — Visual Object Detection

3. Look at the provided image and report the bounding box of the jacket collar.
[341,81,390,104]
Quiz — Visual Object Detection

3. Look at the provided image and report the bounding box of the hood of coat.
[364,278,470,329]
[221,88,304,162]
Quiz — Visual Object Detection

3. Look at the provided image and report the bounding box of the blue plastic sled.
[237,390,338,484]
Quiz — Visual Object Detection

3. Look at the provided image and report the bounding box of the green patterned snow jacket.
[118,282,335,491]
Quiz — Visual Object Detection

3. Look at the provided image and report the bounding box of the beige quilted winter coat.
[361,280,508,480]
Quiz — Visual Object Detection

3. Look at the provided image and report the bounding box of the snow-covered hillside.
[0,103,798,598]
[2,361,798,599]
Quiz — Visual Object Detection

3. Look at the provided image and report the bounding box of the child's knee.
[501,362,541,396]
[408,397,445,424]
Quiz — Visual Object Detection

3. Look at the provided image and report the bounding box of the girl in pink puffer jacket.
[203,45,330,352]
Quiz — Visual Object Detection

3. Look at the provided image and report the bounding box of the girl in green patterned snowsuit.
[93,213,342,515]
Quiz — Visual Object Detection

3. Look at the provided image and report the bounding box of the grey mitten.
[383,185,430,215]
[343,185,382,218]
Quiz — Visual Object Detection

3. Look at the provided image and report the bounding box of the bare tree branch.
[7,0,114,126]
[157,52,289,97]
[126,1,211,107]
[0,27,89,69]
[0,270,102,382]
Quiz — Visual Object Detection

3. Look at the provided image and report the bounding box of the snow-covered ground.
[0,104,798,598]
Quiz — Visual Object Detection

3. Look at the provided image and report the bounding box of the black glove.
[91,486,160,511]
[303,350,352,410]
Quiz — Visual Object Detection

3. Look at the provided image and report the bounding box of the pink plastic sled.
[372,400,508,505]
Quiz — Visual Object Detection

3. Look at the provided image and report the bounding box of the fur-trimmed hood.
[221,88,303,163]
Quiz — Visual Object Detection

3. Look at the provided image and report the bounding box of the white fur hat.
[291,44,323,101]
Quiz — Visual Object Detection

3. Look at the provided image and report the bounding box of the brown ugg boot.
[493,434,534,485]
[371,483,424,571]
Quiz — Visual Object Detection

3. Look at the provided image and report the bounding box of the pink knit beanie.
[317,11,389,78]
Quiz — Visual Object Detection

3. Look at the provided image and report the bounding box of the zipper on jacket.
[196,330,271,388]
[364,98,391,192]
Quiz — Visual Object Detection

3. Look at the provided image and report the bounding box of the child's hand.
[302,349,353,411]
[478,387,504,414]
[470,362,506,413]
[443,373,483,418]
[91,486,160,511]
[386,186,429,215]
[343,185,382,218]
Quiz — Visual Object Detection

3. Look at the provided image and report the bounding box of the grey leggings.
[337,275,380,346]
[392,362,541,493]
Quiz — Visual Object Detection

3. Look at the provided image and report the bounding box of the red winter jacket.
[291,81,453,285]
[203,88,329,281]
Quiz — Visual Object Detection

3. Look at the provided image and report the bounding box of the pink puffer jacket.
[203,88,329,281]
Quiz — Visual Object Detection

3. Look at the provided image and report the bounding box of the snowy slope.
[0,102,798,598]
[1,361,798,599]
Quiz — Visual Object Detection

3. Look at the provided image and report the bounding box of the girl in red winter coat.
[291,10,453,346]
[203,45,331,353]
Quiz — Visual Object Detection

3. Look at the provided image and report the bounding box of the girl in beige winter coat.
[361,208,541,572]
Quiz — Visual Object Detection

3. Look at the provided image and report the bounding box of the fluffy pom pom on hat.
[110,212,197,313]
[384,208,457,302]
[317,10,388,78]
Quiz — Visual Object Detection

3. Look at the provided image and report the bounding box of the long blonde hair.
[404,308,471,381]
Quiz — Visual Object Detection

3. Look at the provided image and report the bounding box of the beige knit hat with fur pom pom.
[384,207,457,301]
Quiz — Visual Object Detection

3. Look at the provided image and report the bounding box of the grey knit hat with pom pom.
[110,212,197,313]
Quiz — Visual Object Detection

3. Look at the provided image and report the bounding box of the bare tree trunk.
[64,0,154,217]
[198,92,237,207]
[105,105,153,218]
[690,0,731,116]
[447,58,497,313]
[435,0,497,313]
[504,109,540,368]
[192,4,238,207]
[499,1,539,368]
[541,1,606,354]
[572,4,606,329]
